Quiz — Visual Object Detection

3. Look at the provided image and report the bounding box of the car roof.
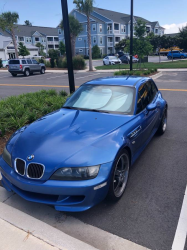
[84,76,149,88]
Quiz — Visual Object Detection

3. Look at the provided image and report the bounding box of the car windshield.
[109,56,118,60]
[63,84,135,114]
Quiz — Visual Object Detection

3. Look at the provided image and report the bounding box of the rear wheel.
[103,61,105,65]
[24,69,30,77]
[11,73,17,77]
[40,67,45,74]
[168,56,172,60]
[157,108,167,135]
[107,149,130,201]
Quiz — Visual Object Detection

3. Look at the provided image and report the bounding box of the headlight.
[2,147,12,168]
[50,165,100,181]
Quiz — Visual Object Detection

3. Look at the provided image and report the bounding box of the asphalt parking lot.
[0,70,187,250]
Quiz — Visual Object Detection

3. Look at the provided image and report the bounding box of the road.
[86,56,170,67]
[1,71,187,250]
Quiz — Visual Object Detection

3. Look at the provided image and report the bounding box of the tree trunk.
[87,15,93,71]
[11,29,19,58]
[71,36,76,58]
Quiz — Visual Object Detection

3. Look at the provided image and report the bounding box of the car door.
[32,60,40,72]
[143,80,160,141]
[26,59,34,72]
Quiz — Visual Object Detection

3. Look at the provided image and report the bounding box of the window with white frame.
[58,29,62,35]
[41,37,45,43]
[93,36,96,44]
[155,29,158,34]
[99,24,103,33]
[100,36,103,45]
[79,49,83,52]
[26,37,31,43]
[92,24,96,31]
[78,38,82,41]
[100,48,103,55]
[18,37,24,41]
[121,24,126,33]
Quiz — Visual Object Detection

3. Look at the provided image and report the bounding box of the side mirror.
[146,103,157,111]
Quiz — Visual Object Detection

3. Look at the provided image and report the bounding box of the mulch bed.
[0,133,12,155]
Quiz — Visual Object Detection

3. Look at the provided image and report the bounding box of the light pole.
[61,0,75,93]
[130,0,133,71]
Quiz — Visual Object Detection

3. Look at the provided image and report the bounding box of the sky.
[0,0,187,34]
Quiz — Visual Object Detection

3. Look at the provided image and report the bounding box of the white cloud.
[163,22,187,34]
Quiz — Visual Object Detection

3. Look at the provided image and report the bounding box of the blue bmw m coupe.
[0,76,167,212]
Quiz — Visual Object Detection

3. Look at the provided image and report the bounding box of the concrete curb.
[0,202,98,250]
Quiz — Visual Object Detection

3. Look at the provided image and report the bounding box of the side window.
[136,83,149,114]
[32,60,38,64]
[27,60,32,64]
[22,60,27,64]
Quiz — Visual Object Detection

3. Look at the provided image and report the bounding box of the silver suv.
[8,59,46,77]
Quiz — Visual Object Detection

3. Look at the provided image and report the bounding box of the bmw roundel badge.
[27,155,34,161]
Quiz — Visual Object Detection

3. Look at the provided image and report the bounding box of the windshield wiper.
[63,106,76,110]
[86,109,109,113]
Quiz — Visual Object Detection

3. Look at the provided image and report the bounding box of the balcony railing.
[107,42,113,47]
[47,40,54,44]
[107,30,113,34]
[114,30,120,34]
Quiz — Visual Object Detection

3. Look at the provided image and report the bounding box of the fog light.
[94,182,107,190]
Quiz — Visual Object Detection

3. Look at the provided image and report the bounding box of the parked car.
[0,76,168,212]
[117,51,124,57]
[2,60,9,68]
[8,59,46,77]
[119,55,130,64]
[103,56,121,65]
[119,55,139,64]
[167,50,187,59]
[107,53,115,56]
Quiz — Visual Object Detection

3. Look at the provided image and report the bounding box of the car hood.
[12,109,133,169]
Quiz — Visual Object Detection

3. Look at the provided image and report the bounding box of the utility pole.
[61,0,75,93]
[130,0,133,71]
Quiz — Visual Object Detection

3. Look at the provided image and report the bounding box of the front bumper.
[0,156,113,212]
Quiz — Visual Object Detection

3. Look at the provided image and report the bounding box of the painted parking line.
[172,186,187,250]
[159,89,187,92]
[76,73,101,79]
[47,75,68,80]
[0,83,78,88]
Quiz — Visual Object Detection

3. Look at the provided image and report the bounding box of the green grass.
[0,89,68,136]
[114,68,157,76]
[95,60,187,70]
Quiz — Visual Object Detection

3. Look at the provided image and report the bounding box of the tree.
[92,45,100,58]
[178,24,187,51]
[18,42,30,57]
[126,20,153,68]
[24,20,32,26]
[0,12,19,58]
[35,42,44,55]
[59,41,66,56]
[61,15,83,57]
[74,0,94,71]
[115,38,129,51]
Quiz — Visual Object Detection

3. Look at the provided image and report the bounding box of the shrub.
[39,58,44,63]
[43,60,50,68]
[72,55,86,70]
[0,59,2,68]
[50,58,55,68]
[92,45,101,59]
[0,90,68,136]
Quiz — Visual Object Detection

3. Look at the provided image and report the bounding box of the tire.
[181,56,184,59]
[24,69,30,77]
[40,67,45,74]
[11,73,17,77]
[157,108,167,135]
[107,149,130,201]
[109,62,111,65]
[103,61,105,65]
[168,56,172,60]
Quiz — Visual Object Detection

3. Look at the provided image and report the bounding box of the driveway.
[0,71,187,250]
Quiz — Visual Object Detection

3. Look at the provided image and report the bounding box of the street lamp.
[61,0,75,93]
[130,0,133,71]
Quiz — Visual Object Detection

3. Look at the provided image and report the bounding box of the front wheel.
[40,67,45,74]
[168,56,172,60]
[107,149,130,201]
[157,108,167,135]
[24,69,30,77]
[181,56,184,59]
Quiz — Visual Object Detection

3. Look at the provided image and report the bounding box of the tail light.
[20,65,22,69]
